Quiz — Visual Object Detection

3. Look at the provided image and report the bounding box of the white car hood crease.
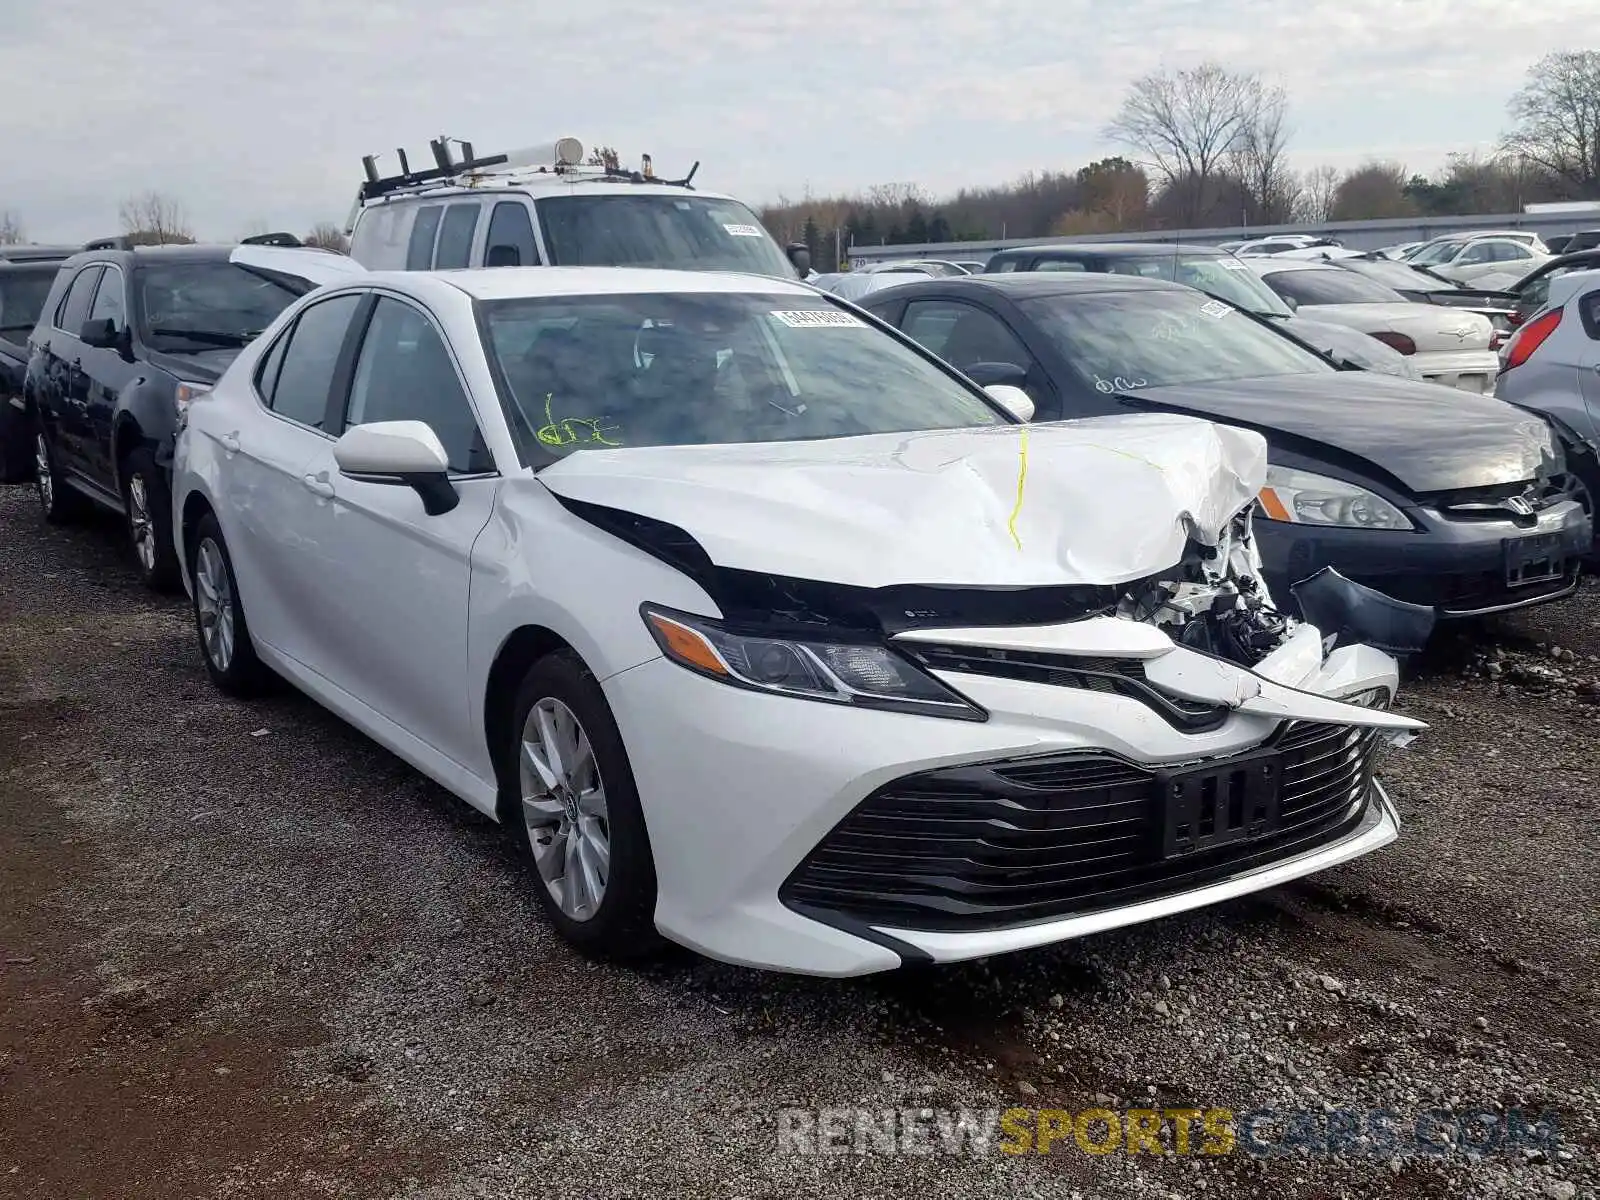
[537,414,1269,589]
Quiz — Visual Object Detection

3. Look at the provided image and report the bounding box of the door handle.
[219,432,241,453]
[302,473,335,498]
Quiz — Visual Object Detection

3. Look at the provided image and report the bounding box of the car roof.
[58,243,243,269]
[989,241,1223,258]
[376,266,819,301]
[0,245,78,262]
[864,273,1186,301]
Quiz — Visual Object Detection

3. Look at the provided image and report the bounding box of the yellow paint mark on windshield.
[1007,426,1031,550]
[536,392,622,448]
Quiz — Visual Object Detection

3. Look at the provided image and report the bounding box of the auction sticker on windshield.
[1218,259,1249,270]
[1199,299,1233,319]
[723,224,766,237]
[770,310,866,328]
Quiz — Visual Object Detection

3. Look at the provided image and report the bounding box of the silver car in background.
[1495,268,1600,554]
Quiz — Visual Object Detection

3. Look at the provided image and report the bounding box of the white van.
[347,137,799,280]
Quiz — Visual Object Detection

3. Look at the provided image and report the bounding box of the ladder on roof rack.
[355,137,701,205]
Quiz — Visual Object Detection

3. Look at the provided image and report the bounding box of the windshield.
[1408,241,1465,266]
[1341,260,1458,293]
[479,291,1005,463]
[1034,253,1293,318]
[1022,290,1334,390]
[0,270,55,335]
[135,261,313,352]
[1263,269,1407,306]
[535,195,794,278]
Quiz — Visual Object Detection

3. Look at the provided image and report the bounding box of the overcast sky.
[5,0,1594,242]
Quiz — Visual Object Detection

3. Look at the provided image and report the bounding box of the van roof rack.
[240,231,303,247]
[354,136,701,205]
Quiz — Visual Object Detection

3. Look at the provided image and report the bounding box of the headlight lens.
[642,606,985,720]
[1257,465,1414,531]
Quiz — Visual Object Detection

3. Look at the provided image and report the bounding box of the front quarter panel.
[466,475,724,771]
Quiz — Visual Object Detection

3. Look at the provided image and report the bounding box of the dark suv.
[25,244,350,589]
[0,249,76,480]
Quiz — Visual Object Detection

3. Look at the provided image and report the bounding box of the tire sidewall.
[120,447,180,591]
[508,650,660,956]
[34,426,70,523]
[189,514,265,695]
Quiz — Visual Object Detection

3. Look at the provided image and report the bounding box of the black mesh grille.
[780,720,1381,932]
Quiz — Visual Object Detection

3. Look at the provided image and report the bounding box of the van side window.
[406,206,444,270]
[485,201,539,267]
[433,203,481,269]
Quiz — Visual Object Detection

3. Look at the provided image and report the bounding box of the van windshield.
[536,195,794,279]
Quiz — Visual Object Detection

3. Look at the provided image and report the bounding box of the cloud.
[2,0,1592,241]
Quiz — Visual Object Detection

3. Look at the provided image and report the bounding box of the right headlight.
[1257,465,1415,531]
[641,606,986,721]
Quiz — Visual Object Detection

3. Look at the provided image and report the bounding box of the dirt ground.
[1,482,1595,1200]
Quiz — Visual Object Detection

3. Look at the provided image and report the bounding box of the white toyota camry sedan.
[171,266,1424,977]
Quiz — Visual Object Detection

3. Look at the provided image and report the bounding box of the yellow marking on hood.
[1007,425,1031,550]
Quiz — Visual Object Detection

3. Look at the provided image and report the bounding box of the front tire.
[189,513,270,696]
[508,650,662,961]
[120,445,180,592]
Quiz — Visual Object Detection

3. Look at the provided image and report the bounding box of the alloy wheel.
[34,434,52,511]
[519,697,611,921]
[194,537,235,671]
[128,474,157,572]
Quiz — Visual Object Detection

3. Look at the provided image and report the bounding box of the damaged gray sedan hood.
[536,414,1268,588]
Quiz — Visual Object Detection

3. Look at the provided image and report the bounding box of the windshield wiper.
[147,327,252,347]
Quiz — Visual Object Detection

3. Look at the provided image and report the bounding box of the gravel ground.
[1,480,1595,1200]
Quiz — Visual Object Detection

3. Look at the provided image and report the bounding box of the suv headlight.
[642,606,985,721]
[1257,466,1414,531]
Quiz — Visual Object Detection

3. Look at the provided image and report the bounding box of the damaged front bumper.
[605,609,1424,977]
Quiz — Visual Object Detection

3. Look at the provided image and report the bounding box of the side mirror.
[984,384,1035,422]
[333,420,459,515]
[963,360,1029,388]
[80,317,121,349]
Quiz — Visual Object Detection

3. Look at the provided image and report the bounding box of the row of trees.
[0,193,349,252]
[764,50,1600,263]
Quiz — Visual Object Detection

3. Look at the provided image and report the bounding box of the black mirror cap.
[79,317,120,348]
[963,360,1029,388]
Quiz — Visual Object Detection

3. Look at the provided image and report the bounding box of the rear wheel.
[120,445,180,592]
[33,425,83,524]
[189,513,269,696]
[507,649,662,961]
[1560,443,1600,562]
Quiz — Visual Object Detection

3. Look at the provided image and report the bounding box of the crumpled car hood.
[537,413,1267,588]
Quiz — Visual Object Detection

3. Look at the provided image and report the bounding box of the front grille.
[781,720,1380,933]
[906,644,1228,732]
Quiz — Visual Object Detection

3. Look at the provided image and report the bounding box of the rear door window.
[55,266,103,333]
[264,293,364,429]
[405,206,444,270]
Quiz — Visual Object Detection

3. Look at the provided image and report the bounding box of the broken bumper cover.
[1257,498,1590,619]
[603,625,1419,978]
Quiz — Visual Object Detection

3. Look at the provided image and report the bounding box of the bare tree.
[1501,51,1600,197]
[304,222,351,253]
[1294,165,1341,223]
[119,191,195,245]
[1104,63,1265,224]
[1230,84,1297,223]
[0,209,22,244]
